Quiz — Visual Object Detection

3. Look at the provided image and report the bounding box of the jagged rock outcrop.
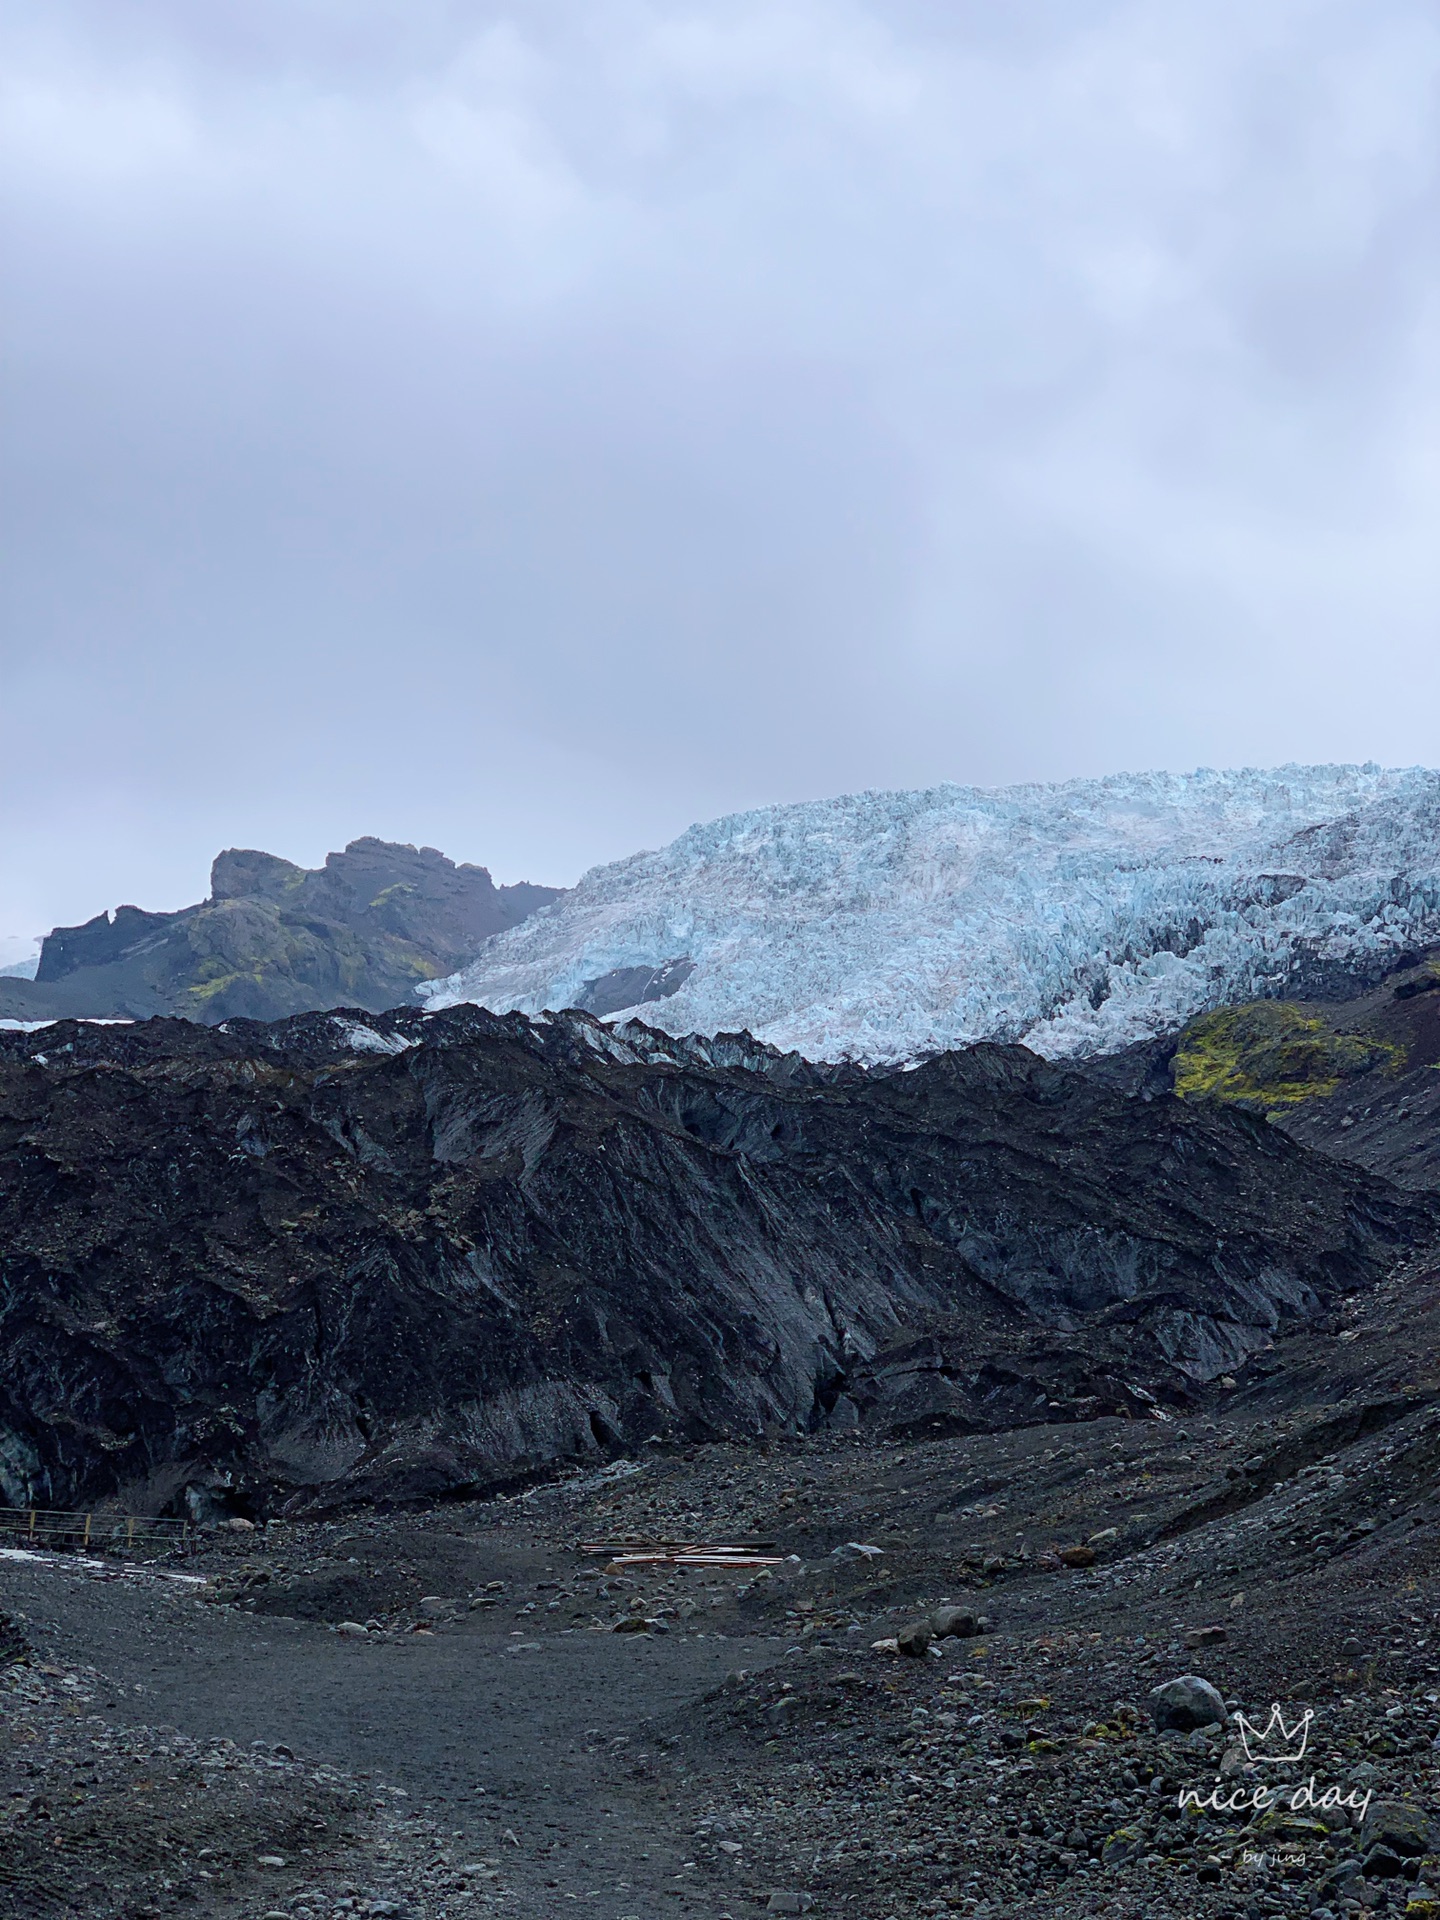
[1,1005,1433,1519]
[0,839,561,1026]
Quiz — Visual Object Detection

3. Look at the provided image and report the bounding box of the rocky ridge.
[0,998,1435,1519]
[0,838,560,1027]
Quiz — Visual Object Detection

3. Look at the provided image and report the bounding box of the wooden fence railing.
[0,1508,191,1554]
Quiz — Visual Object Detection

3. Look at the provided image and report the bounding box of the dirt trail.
[0,1549,785,1918]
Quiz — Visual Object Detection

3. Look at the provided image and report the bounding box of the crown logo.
[1236,1704,1313,1763]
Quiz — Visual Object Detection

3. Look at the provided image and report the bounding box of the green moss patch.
[1173,1001,1403,1113]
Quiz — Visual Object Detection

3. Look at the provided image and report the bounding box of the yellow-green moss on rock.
[1173,1001,1402,1114]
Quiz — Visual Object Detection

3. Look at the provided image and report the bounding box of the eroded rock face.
[0,1005,1432,1516]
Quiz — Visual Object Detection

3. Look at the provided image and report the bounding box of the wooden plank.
[579,1539,777,1554]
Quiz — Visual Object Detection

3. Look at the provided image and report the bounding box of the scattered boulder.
[930,1604,980,1639]
[1149,1675,1227,1732]
[1087,1528,1119,1549]
[896,1620,933,1658]
[1058,1545,1096,1569]
[1360,1800,1429,1858]
[1361,1845,1404,1879]
[334,1621,370,1638]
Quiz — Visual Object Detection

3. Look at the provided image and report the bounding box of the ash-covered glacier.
[424,765,1440,1061]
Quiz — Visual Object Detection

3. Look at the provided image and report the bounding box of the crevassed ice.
[422,764,1440,1062]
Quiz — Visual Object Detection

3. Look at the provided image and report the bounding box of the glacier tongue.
[424,764,1440,1062]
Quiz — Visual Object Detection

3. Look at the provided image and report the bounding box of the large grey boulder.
[1149,1675,1227,1732]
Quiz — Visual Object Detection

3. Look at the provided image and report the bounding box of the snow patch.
[331,1019,418,1055]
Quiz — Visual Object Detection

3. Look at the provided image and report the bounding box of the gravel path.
[0,1548,785,1919]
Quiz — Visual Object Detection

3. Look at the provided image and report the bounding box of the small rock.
[1101,1827,1143,1866]
[1148,1675,1226,1732]
[612,1617,651,1633]
[334,1622,370,1638]
[766,1896,813,1915]
[226,1516,256,1532]
[1183,1625,1228,1649]
[256,1854,287,1868]
[1087,1528,1119,1548]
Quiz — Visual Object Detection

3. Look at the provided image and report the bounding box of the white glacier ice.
[423,765,1440,1062]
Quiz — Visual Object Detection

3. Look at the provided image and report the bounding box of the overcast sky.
[3,1,1438,959]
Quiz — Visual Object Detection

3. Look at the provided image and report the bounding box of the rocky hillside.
[0,839,561,1026]
[1167,944,1440,1194]
[1,1003,1432,1520]
[426,763,1440,1061]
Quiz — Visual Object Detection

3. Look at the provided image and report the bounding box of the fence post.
[83,1513,92,1547]
[28,1509,35,1538]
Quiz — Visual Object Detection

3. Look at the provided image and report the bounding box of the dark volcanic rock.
[576,958,696,1018]
[0,1611,28,1664]
[1,839,561,1026]
[0,1005,1434,1517]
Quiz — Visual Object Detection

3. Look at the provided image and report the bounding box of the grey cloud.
[2,1,1438,963]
